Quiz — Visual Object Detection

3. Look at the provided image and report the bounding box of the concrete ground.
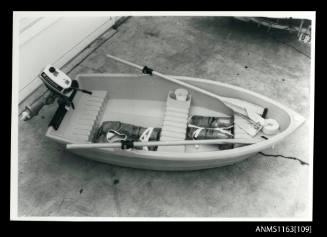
[17,16,312,218]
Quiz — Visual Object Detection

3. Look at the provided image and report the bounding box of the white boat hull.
[46,74,305,171]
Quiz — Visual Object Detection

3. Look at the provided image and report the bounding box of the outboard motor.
[20,65,92,128]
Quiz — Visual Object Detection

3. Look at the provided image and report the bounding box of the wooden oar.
[66,138,263,150]
[106,54,266,117]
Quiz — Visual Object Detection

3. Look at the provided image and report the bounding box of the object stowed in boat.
[93,121,162,151]
[92,115,235,152]
[187,115,235,150]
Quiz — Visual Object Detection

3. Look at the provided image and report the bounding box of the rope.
[188,124,234,139]
[139,127,154,151]
[258,152,309,166]
[106,130,127,143]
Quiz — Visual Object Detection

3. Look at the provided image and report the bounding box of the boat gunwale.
[46,73,306,162]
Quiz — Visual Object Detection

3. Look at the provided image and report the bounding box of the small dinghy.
[44,55,305,170]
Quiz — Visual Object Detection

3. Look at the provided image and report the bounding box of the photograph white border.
[11,11,315,222]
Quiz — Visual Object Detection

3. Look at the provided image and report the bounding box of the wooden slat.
[163,126,187,135]
[161,131,186,140]
[164,110,189,119]
[65,90,108,142]
[158,91,191,152]
[162,120,187,129]
[166,106,190,114]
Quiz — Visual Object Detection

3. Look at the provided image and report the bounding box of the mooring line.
[259,152,309,166]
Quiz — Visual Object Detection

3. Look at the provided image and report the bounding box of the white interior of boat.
[47,73,302,154]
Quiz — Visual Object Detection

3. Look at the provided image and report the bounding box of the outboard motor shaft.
[20,90,56,121]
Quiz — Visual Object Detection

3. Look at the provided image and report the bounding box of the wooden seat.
[158,91,191,152]
[52,90,109,143]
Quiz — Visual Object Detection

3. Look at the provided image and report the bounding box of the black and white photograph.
[11,11,314,223]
